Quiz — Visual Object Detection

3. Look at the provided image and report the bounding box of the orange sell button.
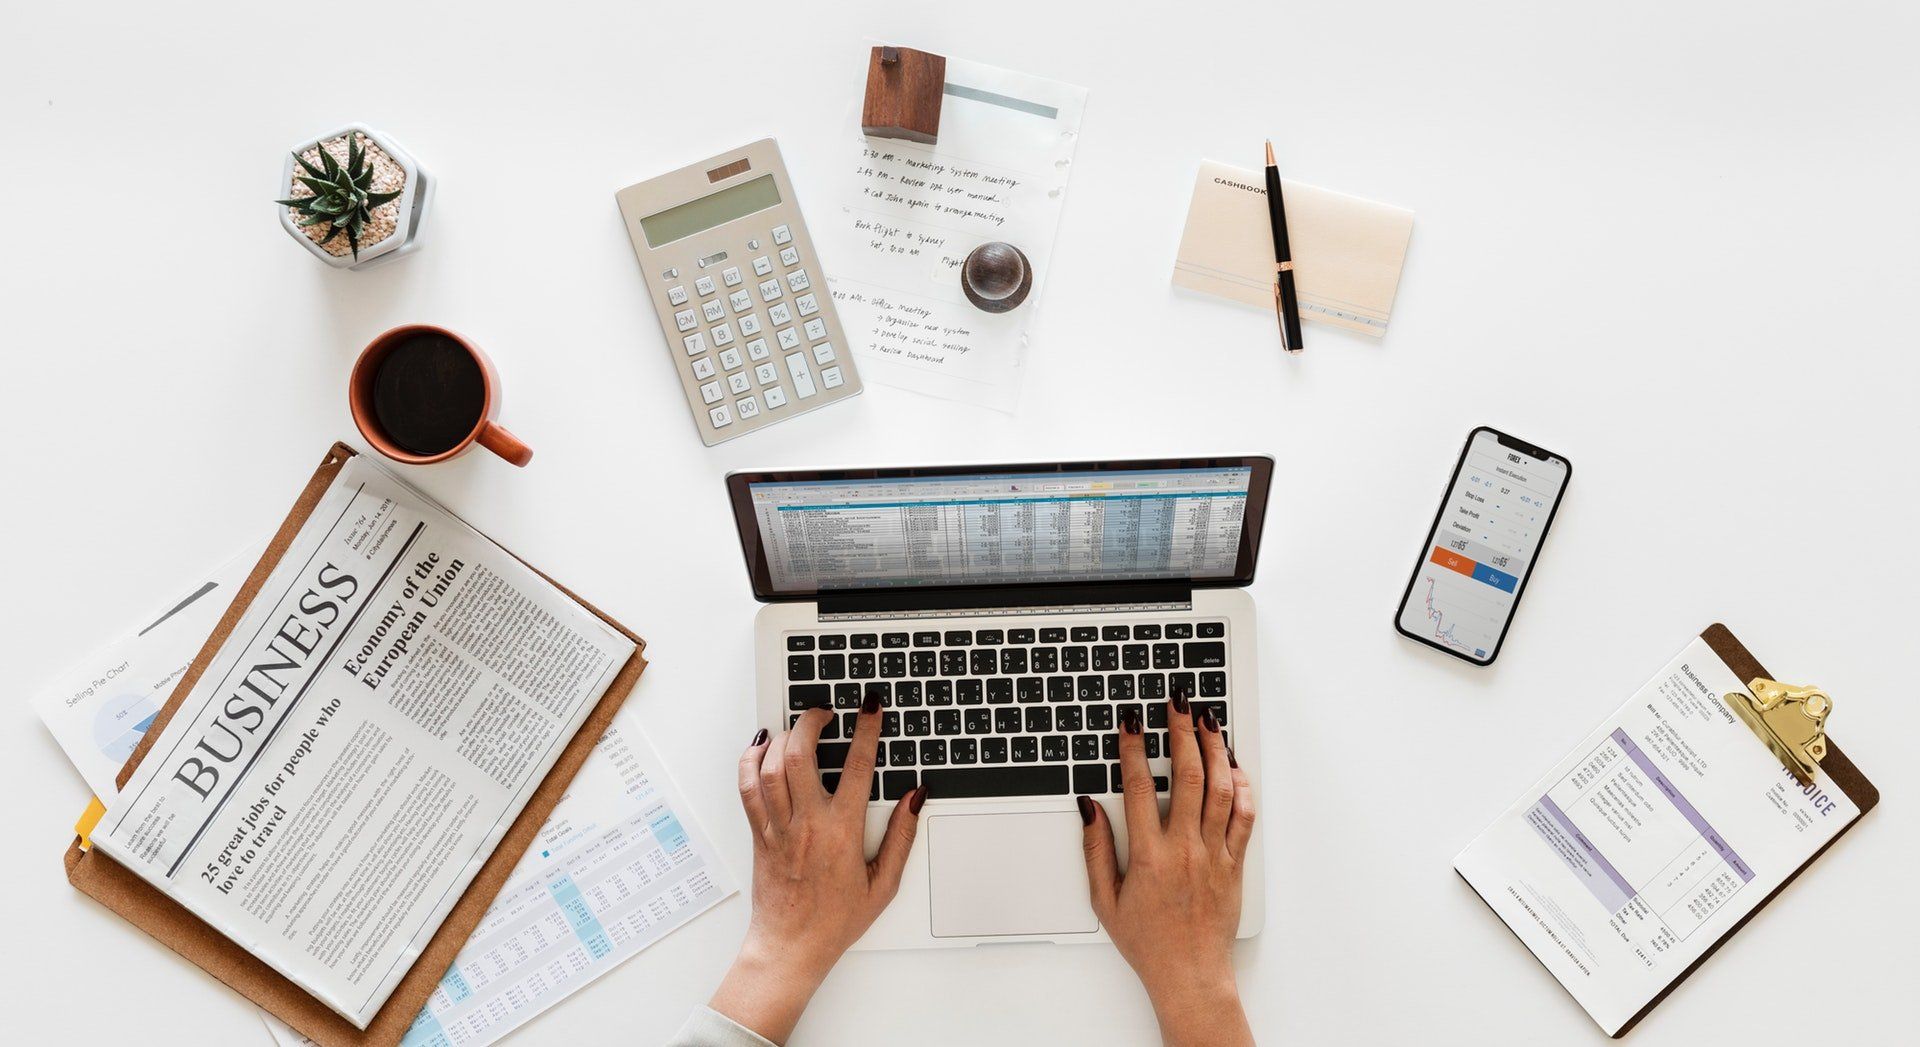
[1429,546,1478,577]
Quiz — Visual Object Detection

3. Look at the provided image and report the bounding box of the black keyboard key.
[944,630,972,646]
[1117,703,1143,731]
[821,715,841,740]
[1072,734,1100,761]
[927,680,954,706]
[1183,641,1227,668]
[788,713,801,729]
[910,651,937,677]
[994,708,1022,734]
[935,709,962,735]
[1148,703,1167,729]
[1152,643,1180,669]
[1092,646,1119,671]
[1154,775,1170,792]
[1008,628,1035,644]
[889,740,917,765]
[883,769,918,799]
[834,683,863,709]
[1102,625,1129,641]
[1123,644,1149,670]
[965,708,992,734]
[919,740,947,765]
[921,765,1067,798]
[1145,733,1160,758]
[1139,673,1166,699]
[951,738,978,764]
[1070,626,1099,642]
[976,629,1005,645]
[788,655,815,681]
[788,635,816,651]
[904,711,931,737]
[1197,701,1228,725]
[1041,735,1068,761]
[1025,707,1053,733]
[883,632,911,648]
[1133,624,1161,640]
[1107,674,1134,700]
[1103,734,1120,760]
[895,681,924,707]
[1201,671,1227,697]
[987,678,1014,704]
[1000,648,1028,674]
[1030,647,1059,673]
[981,738,1009,763]
[1110,763,1125,791]
[941,650,968,676]
[914,631,941,647]
[1087,704,1113,731]
[866,681,892,707]
[850,653,876,679]
[882,711,901,736]
[957,679,984,705]
[1011,736,1039,762]
[818,653,846,680]
[842,712,859,735]
[1063,646,1089,672]
[817,742,851,769]
[1170,672,1198,699]
[880,652,907,678]
[1017,676,1044,703]
[789,684,830,710]
[1166,623,1193,639]
[970,650,997,675]
[1073,764,1106,795]
[1040,627,1067,643]
[1198,622,1224,638]
[1047,676,1075,703]
[822,770,840,793]
[1056,706,1083,731]
[852,633,879,649]
[1077,675,1105,701]
[819,634,847,650]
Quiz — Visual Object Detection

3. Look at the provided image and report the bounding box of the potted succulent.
[276,124,433,269]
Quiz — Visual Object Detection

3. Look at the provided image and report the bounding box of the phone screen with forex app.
[1395,427,1570,665]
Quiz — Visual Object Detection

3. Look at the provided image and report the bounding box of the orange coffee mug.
[349,324,532,467]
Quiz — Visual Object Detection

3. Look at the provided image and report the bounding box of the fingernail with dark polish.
[1122,708,1143,735]
[1172,693,1191,715]
[1227,744,1239,768]
[1202,709,1220,733]
[909,785,928,814]
[751,728,769,747]
[1077,795,1097,825]
[862,690,882,715]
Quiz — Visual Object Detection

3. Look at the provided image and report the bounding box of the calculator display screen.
[639,175,782,248]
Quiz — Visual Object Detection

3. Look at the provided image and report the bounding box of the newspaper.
[93,455,636,1029]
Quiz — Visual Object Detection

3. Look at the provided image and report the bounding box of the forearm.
[1145,969,1255,1047]
[707,937,832,1045]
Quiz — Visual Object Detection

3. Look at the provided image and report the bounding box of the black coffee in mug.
[370,330,486,455]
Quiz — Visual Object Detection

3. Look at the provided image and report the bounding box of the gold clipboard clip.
[1725,678,1831,785]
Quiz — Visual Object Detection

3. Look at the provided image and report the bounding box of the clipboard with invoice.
[1454,624,1878,1037]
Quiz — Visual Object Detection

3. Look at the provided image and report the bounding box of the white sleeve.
[663,1005,779,1047]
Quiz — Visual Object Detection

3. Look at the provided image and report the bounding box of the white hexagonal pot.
[278,123,434,270]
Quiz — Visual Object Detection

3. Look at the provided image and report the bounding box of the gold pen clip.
[1725,677,1831,785]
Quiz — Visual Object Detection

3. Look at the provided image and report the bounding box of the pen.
[1265,140,1303,354]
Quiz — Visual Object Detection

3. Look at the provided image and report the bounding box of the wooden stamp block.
[862,45,945,144]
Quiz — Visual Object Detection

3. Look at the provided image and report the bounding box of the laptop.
[729,455,1272,948]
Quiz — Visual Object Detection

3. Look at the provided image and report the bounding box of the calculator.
[615,139,862,445]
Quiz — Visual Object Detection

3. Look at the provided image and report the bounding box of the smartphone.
[1394,427,1571,665]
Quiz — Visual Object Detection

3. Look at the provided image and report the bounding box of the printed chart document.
[34,540,266,799]
[821,53,1086,412]
[1455,637,1860,1035]
[94,455,636,1028]
[261,710,733,1047]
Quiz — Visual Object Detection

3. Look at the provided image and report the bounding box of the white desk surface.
[5,2,1916,1044]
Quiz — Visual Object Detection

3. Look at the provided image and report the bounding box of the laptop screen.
[727,457,1273,599]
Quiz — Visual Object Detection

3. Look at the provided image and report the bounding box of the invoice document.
[1455,637,1859,1035]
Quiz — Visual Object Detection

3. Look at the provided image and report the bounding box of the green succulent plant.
[275,133,400,259]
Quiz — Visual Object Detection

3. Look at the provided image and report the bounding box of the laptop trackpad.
[929,811,1098,938]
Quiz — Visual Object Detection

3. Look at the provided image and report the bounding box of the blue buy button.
[1472,562,1519,592]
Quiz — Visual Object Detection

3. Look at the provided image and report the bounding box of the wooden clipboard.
[64,442,649,1046]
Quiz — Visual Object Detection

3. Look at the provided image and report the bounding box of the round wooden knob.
[962,242,1032,313]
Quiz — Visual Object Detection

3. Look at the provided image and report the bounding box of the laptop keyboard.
[783,620,1232,802]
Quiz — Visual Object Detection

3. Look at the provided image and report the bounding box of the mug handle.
[475,421,533,467]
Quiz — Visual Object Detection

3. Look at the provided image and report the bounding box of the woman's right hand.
[1078,697,1257,1047]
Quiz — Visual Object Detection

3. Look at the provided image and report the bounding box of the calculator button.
[738,314,762,336]
[729,290,753,313]
[722,266,743,287]
[745,338,771,361]
[755,362,780,386]
[695,275,716,296]
[674,309,697,332]
[708,404,733,427]
[785,353,817,398]
[747,238,761,251]
[719,347,743,370]
[772,224,793,245]
[700,381,723,405]
[779,246,800,267]
[803,317,828,341]
[812,341,835,365]
[753,255,774,276]
[764,386,788,409]
[796,293,820,317]
[768,302,792,325]
[787,268,811,293]
[728,372,751,394]
[667,285,689,306]
[682,331,707,356]
[702,300,726,323]
[777,327,801,351]
[691,356,716,380]
[758,279,783,302]
[711,322,735,346]
[736,396,760,419]
[821,366,844,390]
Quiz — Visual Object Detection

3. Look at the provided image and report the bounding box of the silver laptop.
[730,456,1272,949]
